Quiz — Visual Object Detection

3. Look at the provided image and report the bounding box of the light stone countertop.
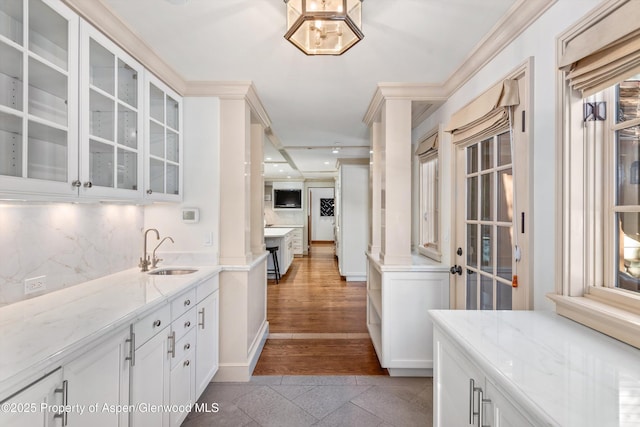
[366,251,450,272]
[429,309,640,426]
[264,228,295,238]
[0,266,221,401]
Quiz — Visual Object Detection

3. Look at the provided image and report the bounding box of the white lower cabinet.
[0,327,131,427]
[434,327,534,427]
[64,327,131,427]
[131,325,171,427]
[130,274,219,427]
[367,257,450,376]
[195,290,219,398]
[168,329,196,427]
[0,369,63,427]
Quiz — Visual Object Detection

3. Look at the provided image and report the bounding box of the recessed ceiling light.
[324,161,330,165]
[266,157,272,161]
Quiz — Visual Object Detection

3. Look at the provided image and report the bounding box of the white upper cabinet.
[0,0,78,197]
[144,73,183,201]
[0,0,183,202]
[79,21,144,200]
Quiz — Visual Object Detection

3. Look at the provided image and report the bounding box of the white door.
[64,327,131,427]
[0,369,63,427]
[453,129,529,310]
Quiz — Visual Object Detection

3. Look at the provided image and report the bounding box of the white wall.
[310,187,334,241]
[0,203,142,305]
[412,0,602,310]
[144,97,221,264]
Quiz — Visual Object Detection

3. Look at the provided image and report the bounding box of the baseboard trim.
[248,321,270,374]
[387,368,433,377]
[213,322,269,382]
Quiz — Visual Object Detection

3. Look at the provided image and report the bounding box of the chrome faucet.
[151,236,174,269]
[139,228,160,272]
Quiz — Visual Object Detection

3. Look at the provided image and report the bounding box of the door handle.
[450,265,462,275]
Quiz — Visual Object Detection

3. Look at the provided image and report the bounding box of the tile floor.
[181,375,433,427]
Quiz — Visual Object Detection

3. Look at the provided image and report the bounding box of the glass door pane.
[27,121,66,181]
[0,43,23,111]
[29,0,68,70]
[89,139,114,187]
[28,57,67,125]
[0,112,23,177]
[117,59,137,107]
[150,158,164,193]
[150,84,164,123]
[0,0,23,44]
[89,39,114,95]
[464,133,514,310]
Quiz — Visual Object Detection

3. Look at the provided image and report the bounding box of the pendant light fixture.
[284,0,363,56]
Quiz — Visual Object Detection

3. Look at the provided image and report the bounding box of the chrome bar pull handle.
[125,326,136,367]
[198,308,205,329]
[477,388,491,427]
[54,380,68,426]
[469,378,475,424]
[168,331,176,358]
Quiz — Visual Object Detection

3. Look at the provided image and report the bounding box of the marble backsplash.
[264,200,304,226]
[0,203,144,306]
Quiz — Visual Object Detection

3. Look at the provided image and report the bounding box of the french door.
[453,131,530,310]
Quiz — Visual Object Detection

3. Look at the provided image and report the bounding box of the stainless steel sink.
[148,268,198,276]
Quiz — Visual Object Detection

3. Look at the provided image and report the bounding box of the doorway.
[308,187,335,250]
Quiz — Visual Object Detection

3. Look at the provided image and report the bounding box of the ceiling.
[100,0,519,180]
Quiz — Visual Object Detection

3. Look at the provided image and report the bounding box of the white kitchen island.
[430,309,640,426]
[264,227,295,278]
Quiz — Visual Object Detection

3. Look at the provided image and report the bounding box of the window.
[554,0,640,349]
[416,129,440,260]
[613,78,640,294]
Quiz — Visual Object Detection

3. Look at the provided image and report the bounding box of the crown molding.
[62,0,187,94]
[443,0,556,95]
[363,0,557,127]
[185,82,272,129]
[363,83,446,126]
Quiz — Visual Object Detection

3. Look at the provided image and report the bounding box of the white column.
[368,119,382,259]
[218,98,252,265]
[380,99,413,265]
[250,123,266,257]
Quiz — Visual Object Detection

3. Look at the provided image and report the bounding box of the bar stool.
[266,246,281,283]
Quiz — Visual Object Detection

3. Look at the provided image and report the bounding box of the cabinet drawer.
[171,288,196,320]
[173,308,197,342]
[171,328,196,369]
[134,303,171,348]
[196,275,219,303]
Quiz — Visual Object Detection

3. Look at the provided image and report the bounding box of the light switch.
[204,232,213,246]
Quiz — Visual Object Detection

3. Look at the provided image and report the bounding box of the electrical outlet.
[24,276,46,295]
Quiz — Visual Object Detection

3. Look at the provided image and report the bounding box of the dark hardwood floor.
[253,242,387,375]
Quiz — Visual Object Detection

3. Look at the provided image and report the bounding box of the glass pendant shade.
[285,0,363,55]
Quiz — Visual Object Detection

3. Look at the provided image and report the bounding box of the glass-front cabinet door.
[145,73,182,201]
[0,0,78,196]
[79,22,143,199]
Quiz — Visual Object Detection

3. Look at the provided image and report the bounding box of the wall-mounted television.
[273,189,302,209]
